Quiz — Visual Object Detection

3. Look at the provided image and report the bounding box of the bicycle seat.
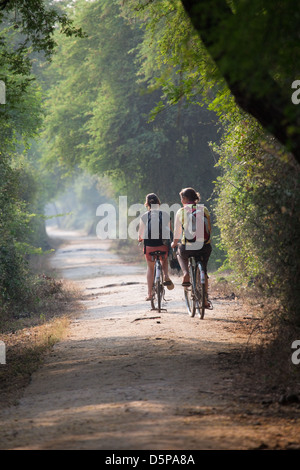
[149,250,166,258]
[189,254,204,262]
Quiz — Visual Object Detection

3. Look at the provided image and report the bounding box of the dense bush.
[214,116,300,325]
[0,158,27,304]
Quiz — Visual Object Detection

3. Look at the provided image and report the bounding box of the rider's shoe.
[163,279,174,290]
[182,274,191,287]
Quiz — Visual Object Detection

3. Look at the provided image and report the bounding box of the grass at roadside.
[0,245,82,409]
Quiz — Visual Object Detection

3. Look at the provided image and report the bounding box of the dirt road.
[0,230,299,450]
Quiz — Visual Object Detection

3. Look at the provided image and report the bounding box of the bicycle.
[149,250,167,313]
[184,255,207,319]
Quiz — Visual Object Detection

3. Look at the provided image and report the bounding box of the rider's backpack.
[146,210,170,246]
[183,204,210,244]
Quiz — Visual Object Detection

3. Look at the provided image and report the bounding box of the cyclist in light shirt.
[171,187,212,308]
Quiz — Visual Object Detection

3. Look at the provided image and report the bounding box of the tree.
[41,0,219,206]
[180,0,300,163]
[0,0,85,59]
[0,0,83,309]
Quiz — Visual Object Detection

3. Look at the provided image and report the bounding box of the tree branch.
[0,0,11,10]
[180,0,300,164]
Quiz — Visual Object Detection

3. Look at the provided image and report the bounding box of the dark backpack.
[146,210,170,246]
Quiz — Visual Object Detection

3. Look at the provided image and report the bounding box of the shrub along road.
[0,230,299,450]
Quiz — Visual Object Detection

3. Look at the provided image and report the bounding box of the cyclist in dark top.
[138,193,174,301]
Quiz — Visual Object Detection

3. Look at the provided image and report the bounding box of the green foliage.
[0,157,29,304]
[0,0,82,311]
[124,0,219,100]
[0,37,47,305]
[40,0,219,207]
[180,0,300,162]
[214,115,300,324]
[0,0,86,59]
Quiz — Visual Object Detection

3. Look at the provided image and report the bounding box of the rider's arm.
[171,210,182,248]
[138,218,145,243]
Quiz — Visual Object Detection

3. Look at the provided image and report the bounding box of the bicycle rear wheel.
[157,270,165,312]
[150,291,156,311]
[184,264,196,317]
[195,264,205,319]
[151,264,157,310]
[151,265,164,312]
[184,287,195,317]
[157,278,162,312]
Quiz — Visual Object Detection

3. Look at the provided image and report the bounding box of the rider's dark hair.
[145,193,161,208]
[179,187,200,203]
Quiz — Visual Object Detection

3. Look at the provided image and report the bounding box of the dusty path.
[0,230,299,450]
